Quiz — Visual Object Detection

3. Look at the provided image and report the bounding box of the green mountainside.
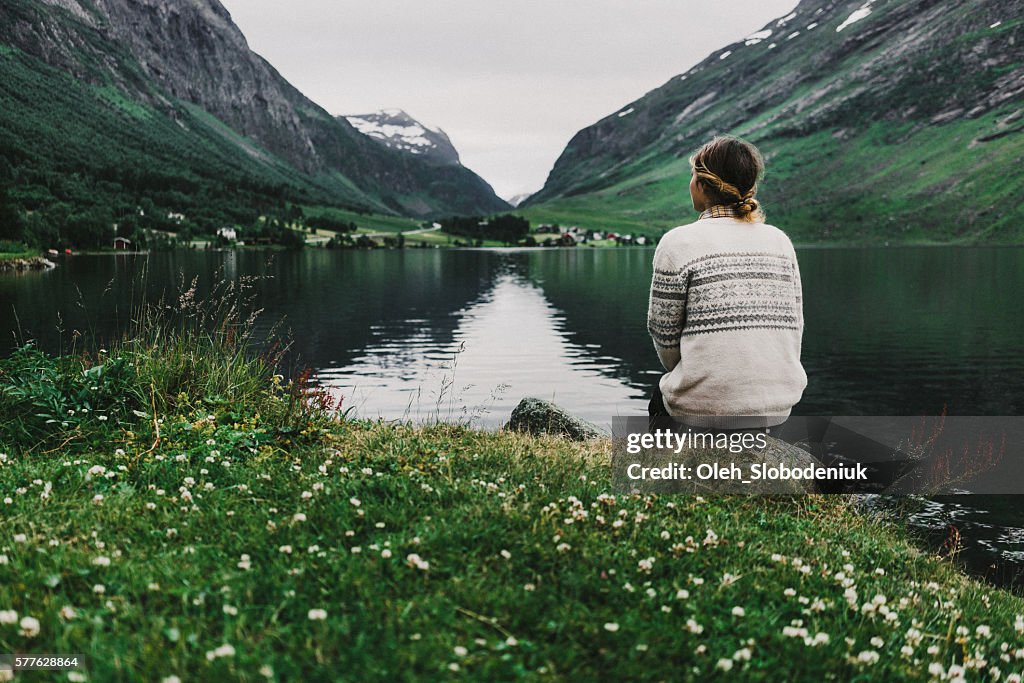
[524,0,1024,243]
[0,0,506,247]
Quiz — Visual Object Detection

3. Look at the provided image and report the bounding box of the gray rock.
[505,397,602,441]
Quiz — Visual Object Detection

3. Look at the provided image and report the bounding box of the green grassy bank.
[1,315,1023,680]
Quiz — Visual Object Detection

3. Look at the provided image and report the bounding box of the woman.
[647,135,806,428]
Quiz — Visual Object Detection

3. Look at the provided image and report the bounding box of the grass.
[1,296,1023,680]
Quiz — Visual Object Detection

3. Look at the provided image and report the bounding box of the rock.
[612,435,821,495]
[505,397,602,441]
[0,256,56,272]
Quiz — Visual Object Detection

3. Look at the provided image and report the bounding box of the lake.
[2,246,1023,587]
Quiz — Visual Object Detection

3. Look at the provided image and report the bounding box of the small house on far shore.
[217,226,238,242]
[113,237,132,250]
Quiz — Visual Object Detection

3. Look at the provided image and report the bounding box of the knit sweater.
[647,207,807,427]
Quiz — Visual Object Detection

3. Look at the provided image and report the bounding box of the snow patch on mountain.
[837,1,874,32]
[343,110,460,165]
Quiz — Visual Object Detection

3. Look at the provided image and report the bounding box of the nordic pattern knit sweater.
[647,207,807,427]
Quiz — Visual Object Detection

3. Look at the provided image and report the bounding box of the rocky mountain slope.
[0,0,507,225]
[526,0,1024,243]
[344,110,462,167]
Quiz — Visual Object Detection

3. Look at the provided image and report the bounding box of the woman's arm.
[647,246,687,372]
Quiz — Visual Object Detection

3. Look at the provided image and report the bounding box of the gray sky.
[222,0,799,200]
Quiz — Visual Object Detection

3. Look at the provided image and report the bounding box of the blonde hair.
[690,135,765,222]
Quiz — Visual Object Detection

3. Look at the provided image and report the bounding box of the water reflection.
[315,271,644,429]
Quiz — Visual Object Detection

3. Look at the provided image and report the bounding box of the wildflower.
[279,545,293,554]
[857,651,880,665]
[13,534,26,543]
[453,646,468,657]
[676,589,689,600]
[870,637,884,648]
[205,644,236,660]
[685,619,704,634]
[556,543,571,553]
[93,584,105,594]
[604,622,620,633]
[19,616,40,637]
[223,605,238,616]
[92,556,111,567]
[732,606,746,617]
[805,632,830,647]
[716,659,734,672]
[500,550,512,560]
[524,583,536,592]
[381,549,392,559]
[88,465,106,476]
[406,553,430,571]
[162,677,182,683]
[237,554,252,570]
[308,609,328,621]
[60,606,76,620]
[0,610,17,624]
[734,647,752,661]
[292,512,306,522]
[977,624,992,638]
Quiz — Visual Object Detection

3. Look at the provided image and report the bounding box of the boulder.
[505,397,602,441]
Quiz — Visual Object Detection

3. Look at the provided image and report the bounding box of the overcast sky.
[221,0,799,200]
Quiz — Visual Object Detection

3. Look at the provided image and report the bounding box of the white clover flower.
[977,624,992,638]
[349,497,361,507]
[500,549,512,560]
[293,513,306,522]
[381,549,392,559]
[734,647,752,661]
[92,556,111,567]
[205,644,236,660]
[453,646,468,657]
[88,465,106,476]
[685,619,704,634]
[524,583,536,592]
[60,606,76,620]
[870,637,884,648]
[19,616,40,637]
[308,609,327,621]
[676,589,689,600]
[603,622,619,633]
[716,658,734,671]
[556,543,571,553]
[93,584,105,594]
[13,533,27,543]
[406,553,430,571]
[223,605,238,616]
[732,606,746,617]
[857,650,880,665]
[279,545,293,554]
[0,610,17,625]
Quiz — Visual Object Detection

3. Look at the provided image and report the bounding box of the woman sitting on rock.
[647,135,806,429]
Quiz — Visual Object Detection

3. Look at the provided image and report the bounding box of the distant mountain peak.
[343,110,460,166]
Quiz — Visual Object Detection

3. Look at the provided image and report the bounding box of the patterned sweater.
[647,207,807,427]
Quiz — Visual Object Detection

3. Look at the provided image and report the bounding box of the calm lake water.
[2,246,1023,587]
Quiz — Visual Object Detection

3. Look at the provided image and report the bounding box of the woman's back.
[646,137,806,428]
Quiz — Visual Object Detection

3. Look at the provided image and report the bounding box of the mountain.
[343,110,462,167]
[0,0,507,242]
[506,193,534,208]
[525,0,1024,243]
